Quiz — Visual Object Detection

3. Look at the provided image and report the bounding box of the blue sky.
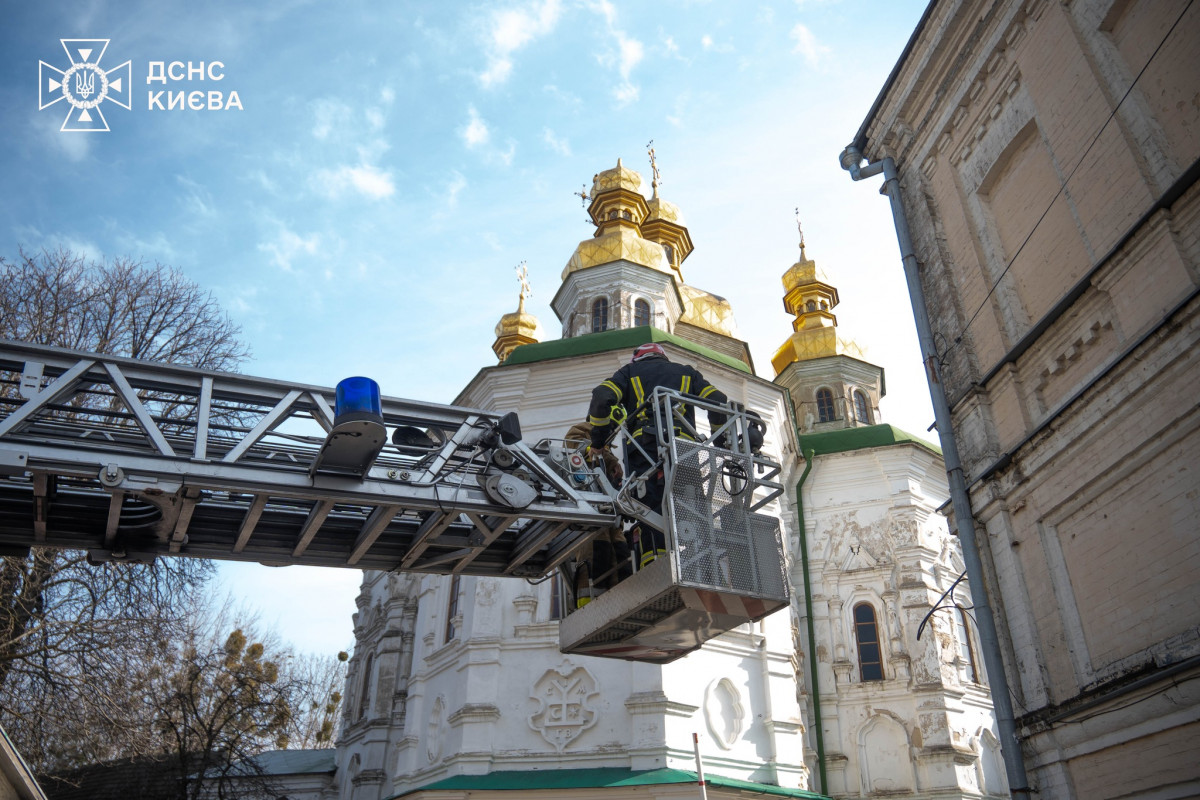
[3,0,931,656]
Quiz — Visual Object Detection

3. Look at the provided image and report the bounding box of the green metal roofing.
[502,326,753,374]
[390,767,829,798]
[799,423,941,458]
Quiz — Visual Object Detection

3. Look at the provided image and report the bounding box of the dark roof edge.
[849,0,940,155]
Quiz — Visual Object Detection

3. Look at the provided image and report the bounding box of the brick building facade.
[845,0,1200,796]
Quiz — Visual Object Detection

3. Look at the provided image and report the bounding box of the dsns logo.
[39,39,131,132]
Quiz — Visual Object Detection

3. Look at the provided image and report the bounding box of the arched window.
[956,606,979,683]
[853,390,871,424]
[816,388,835,423]
[621,209,632,220]
[445,574,461,642]
[805,300,817,312]
[663,243,674,265]
[854,603,884,681]
[356,653,375,720]
[591,298,609,333]
[634,299,651,328]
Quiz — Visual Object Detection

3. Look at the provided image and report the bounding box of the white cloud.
[498,141,517,166]
[543,84,582,107]
[613,82,640,106]
[379,87,395,105]
[590,3,644,106]
[617,33,643,79]
[258,225,319,272]
[480,0,563,88]
[700,34,734,54]
[32,113,90,162]
[313,164,396,199]
[366,108,385,131]
[663,35,679,55]
[311,98,353,140]
[444,170,467,206]
[461,106,490,148]
[591,0,616,26]
[176,175,215,218]
[542,128,571,156]
[790,23,830,67]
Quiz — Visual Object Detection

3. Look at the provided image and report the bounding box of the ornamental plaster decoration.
[528,660,600,752]
[426,695,445,764]
[703,677,745,750]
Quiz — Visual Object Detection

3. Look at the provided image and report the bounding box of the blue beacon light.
[335,376,383,421]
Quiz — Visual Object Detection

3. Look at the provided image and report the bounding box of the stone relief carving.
[426,695,445,764]
[528,660,599,752]
[704,677,745,750]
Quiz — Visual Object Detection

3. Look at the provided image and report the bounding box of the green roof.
[799,423,941,458]
[390,767,828,798]
[502,326,753,374]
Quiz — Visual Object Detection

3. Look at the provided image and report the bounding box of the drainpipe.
[838,147,1032,798]
[794,446,827,795]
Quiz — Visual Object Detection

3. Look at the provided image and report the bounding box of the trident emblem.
[74,70,95,99]
[38,39,132,132]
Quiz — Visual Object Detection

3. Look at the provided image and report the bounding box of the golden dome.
[772,239,869,375]
[590,158,643,198]
[679,284,738,338]
[561,226,673,278]
[492,295,542,362]
[782,253,834,296]
[645,193,685,225]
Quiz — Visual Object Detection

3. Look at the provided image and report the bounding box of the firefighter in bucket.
[587,343,729,567]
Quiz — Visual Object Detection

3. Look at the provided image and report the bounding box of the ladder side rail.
[2,340,516,432]
[1,339,631,574]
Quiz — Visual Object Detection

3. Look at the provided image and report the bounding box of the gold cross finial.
[647,139,661,190]
[795,208,807,259]
[574,184,589,207]
[516,261,531,312]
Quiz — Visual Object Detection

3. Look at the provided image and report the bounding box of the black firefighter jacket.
[586,356,729,450]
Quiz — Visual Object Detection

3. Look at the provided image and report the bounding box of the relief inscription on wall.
[528,661,600,752]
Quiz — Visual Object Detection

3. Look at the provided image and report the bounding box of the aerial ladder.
[0,339,789,663]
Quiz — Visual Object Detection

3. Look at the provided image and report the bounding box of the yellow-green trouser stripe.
[601,380,623,402]
[588,414,609,426]
[640,549,668,567]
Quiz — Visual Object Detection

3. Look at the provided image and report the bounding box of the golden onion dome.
[561,226,673,278]
[590,158,643,198]
[645,193,685,226]
[494,296,540,339]
[781,254,833,295]
[679,284,739,338]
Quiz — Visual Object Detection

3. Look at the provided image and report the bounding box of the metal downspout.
[794,446,827,795]
[838,149,1032,797]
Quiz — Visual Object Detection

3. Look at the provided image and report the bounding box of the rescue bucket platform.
[559,393,790,663]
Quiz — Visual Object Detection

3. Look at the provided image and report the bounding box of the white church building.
[275,159,1005,800]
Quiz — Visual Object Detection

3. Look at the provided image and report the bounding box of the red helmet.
[631,343,667,363]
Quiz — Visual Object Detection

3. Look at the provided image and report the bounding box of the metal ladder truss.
[0,339,618,576]
[559,387,791,664]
